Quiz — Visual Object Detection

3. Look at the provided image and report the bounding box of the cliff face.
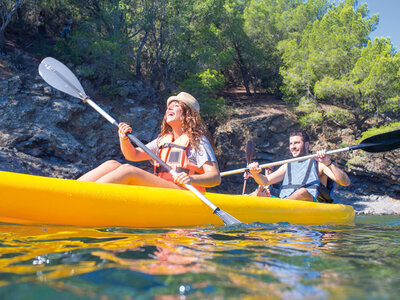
[0,52,161,178]
[1,52,399,214]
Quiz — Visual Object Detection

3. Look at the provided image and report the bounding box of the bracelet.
[326,161,333,167]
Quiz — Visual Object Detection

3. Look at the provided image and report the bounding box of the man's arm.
[321,162,351,186]
[248,162,286,186]
[315,150,351,186]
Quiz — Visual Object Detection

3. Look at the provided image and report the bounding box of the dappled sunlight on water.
[0,217,399,299]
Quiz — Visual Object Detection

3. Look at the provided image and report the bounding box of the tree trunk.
[233,42,251,95]
[0,0,23,53]
[0,29,6,53]
[136,23,151,79]
[252,72,258,98]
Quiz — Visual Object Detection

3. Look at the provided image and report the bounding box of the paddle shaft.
[242,140,255,194]
[221,147,352,177]
[242,178,248,194]
[84,98,219,212]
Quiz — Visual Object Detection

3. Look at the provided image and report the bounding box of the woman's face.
[166,101,183,126]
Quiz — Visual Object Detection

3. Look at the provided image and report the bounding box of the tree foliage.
[277,0,399,132]
[5,0,400,134]
[177,69,227,118]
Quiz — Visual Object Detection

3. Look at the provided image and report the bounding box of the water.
[0,216,399,299]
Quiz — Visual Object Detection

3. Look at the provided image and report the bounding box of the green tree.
[352,39,400,123]
[243,0,330,95]
[177,69,227,118]
[315,38,400,131]
[278,0,383,134]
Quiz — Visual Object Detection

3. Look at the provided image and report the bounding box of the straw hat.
[167,92,200,113]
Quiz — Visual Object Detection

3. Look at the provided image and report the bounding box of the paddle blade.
[39,57,87,100]
[245,140,255,163]
[356,129,400,153]
[214,208,241,226]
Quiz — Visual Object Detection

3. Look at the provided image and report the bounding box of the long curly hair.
[159,101,208,149]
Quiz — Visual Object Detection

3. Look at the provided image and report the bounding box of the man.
[247,130,351,202]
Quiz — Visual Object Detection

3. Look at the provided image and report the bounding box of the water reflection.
[0,219,398,298]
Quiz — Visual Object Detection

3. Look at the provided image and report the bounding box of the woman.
[78,92,220,191]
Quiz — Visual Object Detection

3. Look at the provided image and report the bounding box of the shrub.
[298,111,324,129]
[325,107,352,124]
[357,122,400,143]
[177,69,227,118]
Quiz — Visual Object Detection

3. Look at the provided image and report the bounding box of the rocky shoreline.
[1,52,399,215]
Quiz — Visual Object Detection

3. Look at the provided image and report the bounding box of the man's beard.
[293,145,307,157]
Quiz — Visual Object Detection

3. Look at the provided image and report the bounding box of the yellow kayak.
[0,171,354,227]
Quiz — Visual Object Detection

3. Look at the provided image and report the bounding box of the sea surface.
[0,216,399,299]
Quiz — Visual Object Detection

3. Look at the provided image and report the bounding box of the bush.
[99,84,120,99]
[177,69,227,118]
[298,112,324,129]
[356,122,400,143]
[198,69,225,91]
[295,97,319,114]
[53,23,133,88]
[325,107,352,124]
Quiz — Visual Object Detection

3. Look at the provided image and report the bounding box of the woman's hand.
[248,162,262,175]
[118,122,132,140]
[173,172,191,186]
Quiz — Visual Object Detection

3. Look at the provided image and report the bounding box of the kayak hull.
[0,171,354,227]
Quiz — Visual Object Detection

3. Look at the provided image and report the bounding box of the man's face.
[289,135,308,157]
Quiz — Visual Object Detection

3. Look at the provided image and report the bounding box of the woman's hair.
[159,101,208,149]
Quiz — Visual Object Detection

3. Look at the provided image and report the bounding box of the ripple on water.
[0,216,399,298]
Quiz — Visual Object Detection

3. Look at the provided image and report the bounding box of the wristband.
[326,161,333,167]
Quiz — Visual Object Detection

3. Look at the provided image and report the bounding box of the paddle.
[242,140,255,194]
[221,129,400,177]
[38,57,241,226]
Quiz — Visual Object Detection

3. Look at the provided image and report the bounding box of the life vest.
[316,177,335,203]
[279,159,320,199]
[154,133,206,192]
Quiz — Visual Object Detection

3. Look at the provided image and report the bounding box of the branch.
[0,0,23,31]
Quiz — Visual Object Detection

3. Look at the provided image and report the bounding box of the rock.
[0,70,162,178]
[0,80,8,92]
[0,76,22,94]
[32,95,51,106]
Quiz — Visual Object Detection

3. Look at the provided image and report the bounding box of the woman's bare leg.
[77,160,122,182]
[97,163,181,189]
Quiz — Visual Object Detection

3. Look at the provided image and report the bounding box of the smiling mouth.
[291,149,299,154]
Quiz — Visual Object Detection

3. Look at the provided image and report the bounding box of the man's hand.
[315,149,332,166]
[243,171,253,180]
[248,162,262,175]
